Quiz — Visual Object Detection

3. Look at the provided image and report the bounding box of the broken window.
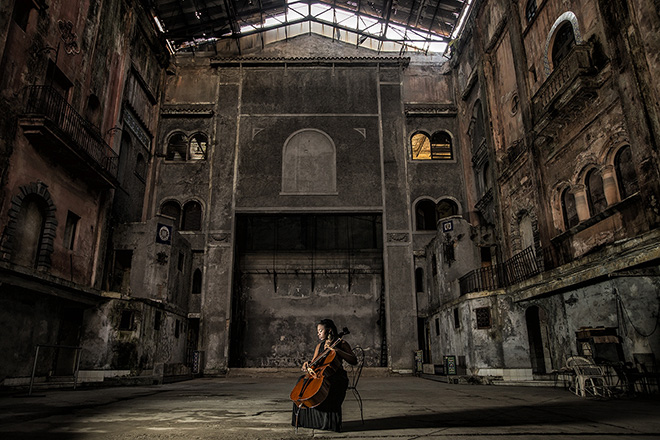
[415,199,437,231]
[586,169,607,216]
[430,131,453,160]
[561,188,579,229]
[615,146,639,199]
[189,133,208,160]
[166,132,188,161]
[181,201,202,231]
[412,131,453,160]
[63,211,80,250]
[551,21,576,67]
[475,307,491,329]
[411,132,431,160]
[160,200,181,229]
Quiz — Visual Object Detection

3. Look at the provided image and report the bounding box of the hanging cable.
[614,287,660,338]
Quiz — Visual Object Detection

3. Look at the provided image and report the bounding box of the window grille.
[476,307,491,329]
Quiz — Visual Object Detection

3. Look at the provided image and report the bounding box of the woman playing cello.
[291,319,357,432]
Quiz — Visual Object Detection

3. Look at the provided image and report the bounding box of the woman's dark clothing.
[291,340,350,432]
[291,368,349,432]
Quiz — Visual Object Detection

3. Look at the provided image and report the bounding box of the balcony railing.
[532,44,596,124]
[22,85,118,178]
[459,246,542,295]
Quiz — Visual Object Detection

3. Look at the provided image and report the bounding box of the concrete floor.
[1,374,659,439]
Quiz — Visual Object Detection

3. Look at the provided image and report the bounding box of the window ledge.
[552,192,641,243]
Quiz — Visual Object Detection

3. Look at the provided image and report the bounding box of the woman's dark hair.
[318,319,338,340]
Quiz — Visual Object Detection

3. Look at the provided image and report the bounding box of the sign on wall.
[441,220,453,232]
[156,223,172,245]
[444,355,457,375]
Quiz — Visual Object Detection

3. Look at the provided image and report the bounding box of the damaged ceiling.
[146,0,471,54]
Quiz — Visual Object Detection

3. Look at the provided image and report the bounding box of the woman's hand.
[301,361,309,372]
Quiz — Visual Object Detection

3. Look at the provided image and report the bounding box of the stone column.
[601,165,620,206]
[573,184,591,221]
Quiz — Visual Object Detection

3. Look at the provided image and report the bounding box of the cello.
[290,327,350,409]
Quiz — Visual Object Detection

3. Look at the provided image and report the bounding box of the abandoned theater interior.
[0,0,659,391]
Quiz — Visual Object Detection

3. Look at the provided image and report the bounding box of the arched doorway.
[525,306,549,374]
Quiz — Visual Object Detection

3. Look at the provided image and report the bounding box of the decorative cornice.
[405,103,457,116]
[209,56,410,67]
[160,104,215,118]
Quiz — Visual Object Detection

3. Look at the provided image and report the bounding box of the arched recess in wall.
[436,199,459,221]
[181,200,203,231]
[192,268,202,294]
[160,200,182,229]
[2,181,57,270]
[613,145,639,199]
[543,12,583,75]
[470,100,486,153]
[281,129,337,194]
[415,199,437,231]
[561,186,579,230]
[415,267,424,293]
[585,167,607,216]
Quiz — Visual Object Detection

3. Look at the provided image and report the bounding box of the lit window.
[411,132,431,160]
[430,131,453,160]
[189,133,208,160]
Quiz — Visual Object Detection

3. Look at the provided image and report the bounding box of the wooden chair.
[347,345,365,423]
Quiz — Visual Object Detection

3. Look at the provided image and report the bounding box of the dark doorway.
[526,306,546,374]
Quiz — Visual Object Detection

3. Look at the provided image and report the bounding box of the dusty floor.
[0,375,659,439]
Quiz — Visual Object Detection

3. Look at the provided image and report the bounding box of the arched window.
[615,146,639,199]
[161,201,181,228]
[551,21,576,67]
[415,268,424,293]
[192,268,202,294]
[430,131,453,160]
[471,103,486,153]
[411,132,431,160]
[135,153,146,181]
[189,133,208,160]
[415,199,437,231]
[436,199,458,220]
[166,132,187,161]
[525,0,537,23]
[586,169,607,216]
[561,188,579,229]
[11,195,46,268]
[181,201,202,231]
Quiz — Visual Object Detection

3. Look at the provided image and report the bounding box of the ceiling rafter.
[151,0,467,52]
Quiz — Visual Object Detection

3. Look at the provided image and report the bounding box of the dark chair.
[347,345,365,423]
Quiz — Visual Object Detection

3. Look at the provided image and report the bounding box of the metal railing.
[459,246,543,295]
[23,85,118,178]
